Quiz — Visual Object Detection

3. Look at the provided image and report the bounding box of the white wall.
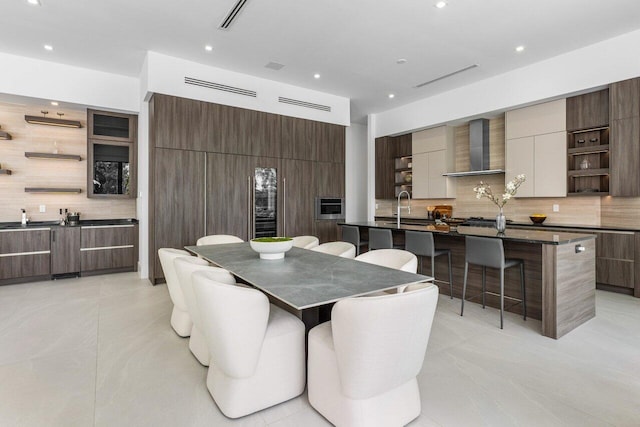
[0,52,139,112]
[345,123,368,221]
[374,28,640,137]
[142,52,350,126]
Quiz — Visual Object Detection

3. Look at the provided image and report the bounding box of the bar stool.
[341,225,368,255]
[460,236,526,329]
[368,228,402,250]
[404,231,453,298]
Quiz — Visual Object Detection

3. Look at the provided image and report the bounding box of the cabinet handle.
[247,176,251,240]
[575,244,585,253]
[577,139,585,144]
[589,138,598,143]
[283,177,286,237]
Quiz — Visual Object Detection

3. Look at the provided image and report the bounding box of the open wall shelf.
[25,152,82,161]
[25,188,82,194]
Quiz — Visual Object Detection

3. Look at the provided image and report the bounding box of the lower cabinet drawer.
[81,247,135,272]
[0,253,50,280]
[596,258,634,288]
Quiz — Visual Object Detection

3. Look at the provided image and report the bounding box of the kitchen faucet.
[396,190,411,228]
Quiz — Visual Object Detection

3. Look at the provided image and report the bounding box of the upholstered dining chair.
[307,283,439,427]
[311,241,356,258]
[355,248,417,273]
[196,234,244,246]
[174,256,236,366]
[157,248,193,337]
[291,235,320,249]
[192,270,306,418]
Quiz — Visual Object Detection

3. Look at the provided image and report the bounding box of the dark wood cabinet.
[207,153,281,240]
[610,78,640,121]
[316,122,346,163]
[609,78,640,197]
[376,134,412,199]
[88,109,136,143]
[566,89,609,131]
[281,117,345,163]
[282,159,317,237]
[610,117,640,196]
[220,108,281,157]
[50,226,80,275]
[152,95,213,152]
[150,148,206,282]
[0,229,50,282]
[80,225,137,274]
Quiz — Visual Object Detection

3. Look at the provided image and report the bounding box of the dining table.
[185,242,433,329]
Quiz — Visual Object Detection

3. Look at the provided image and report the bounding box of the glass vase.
[495,208,506,233]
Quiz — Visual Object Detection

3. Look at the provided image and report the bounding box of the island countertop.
[341,221,596,245]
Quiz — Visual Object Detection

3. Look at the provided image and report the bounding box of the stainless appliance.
[253,168,278,238]
[315,197,345,220]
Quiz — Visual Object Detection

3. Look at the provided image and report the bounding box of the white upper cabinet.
[412,126,456,199]
[505,99,567,198]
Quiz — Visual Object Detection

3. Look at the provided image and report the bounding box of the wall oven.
[315,197,345,220]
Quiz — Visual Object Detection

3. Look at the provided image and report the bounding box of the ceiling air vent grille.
[184,77,256,98]
[415,64,478,88]
[219,0,249,30]
[278,97,331,112]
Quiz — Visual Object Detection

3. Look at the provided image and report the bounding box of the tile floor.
[0,273,638,426]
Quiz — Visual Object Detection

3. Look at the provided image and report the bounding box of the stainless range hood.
[442,119,505,177]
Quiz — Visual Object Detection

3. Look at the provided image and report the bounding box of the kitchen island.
[341,222,596,339]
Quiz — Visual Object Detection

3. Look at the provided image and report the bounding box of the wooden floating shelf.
[0,126,11,140]
[569,126,609,134]
[24,115,82,128]
[0,169,12,175]
[568,168,609,177]
[568,191,609,196]
[567,144,610,156]
[24,152,82,161]
[25,188,82,194]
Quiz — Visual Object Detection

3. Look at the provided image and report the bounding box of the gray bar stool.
[341,225,368,256]
[460,236,526,329]
[404,231,453,298]
[368,228,398,250]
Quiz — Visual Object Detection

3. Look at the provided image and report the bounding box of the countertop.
[342,221,596,245]
[374,215,640,233]
[0,218,138,230]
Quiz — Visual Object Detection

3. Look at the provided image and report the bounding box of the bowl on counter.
[529,214,547,224]
[250,237,294,260]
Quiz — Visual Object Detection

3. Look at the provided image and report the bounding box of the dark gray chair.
[368,228,395,250]
[404,231,453,298]
[341,225,368,256]
[460,236,526,329]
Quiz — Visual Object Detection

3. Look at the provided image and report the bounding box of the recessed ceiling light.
[396,58,407,65]
[27,0,41,5]
[435,1,447,8]
[313,73,321,79]
[205,45,213,52]
[388,94,395,99]
[44,44,53,51]
[50,101,58,106]
[515,45,525,52]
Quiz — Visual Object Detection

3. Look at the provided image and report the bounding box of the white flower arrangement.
[474,174,526,208]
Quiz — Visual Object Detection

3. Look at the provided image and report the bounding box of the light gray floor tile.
[1,274,639,426]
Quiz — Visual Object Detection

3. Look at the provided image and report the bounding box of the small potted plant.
[249,237,294,260]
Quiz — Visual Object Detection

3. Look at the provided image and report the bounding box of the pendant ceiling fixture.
[24,111,82,128]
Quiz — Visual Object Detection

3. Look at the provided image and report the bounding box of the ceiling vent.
[278,97,331,112]
[265,62,285,71]
[219,0,250,30]
[415,64,478,88]
[184,77,256,97]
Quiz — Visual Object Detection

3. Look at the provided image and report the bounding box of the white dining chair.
[291,235,320,249]
[196,234,244,246]
[193,270,306,418]
[307,283,439,427]
[157,248,193,337]
[311,241,356,258]
[174,256,236,366]
[355,248,418,273]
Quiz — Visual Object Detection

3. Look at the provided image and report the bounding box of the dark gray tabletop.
[185,242,432,310]
[342,222,596,245]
